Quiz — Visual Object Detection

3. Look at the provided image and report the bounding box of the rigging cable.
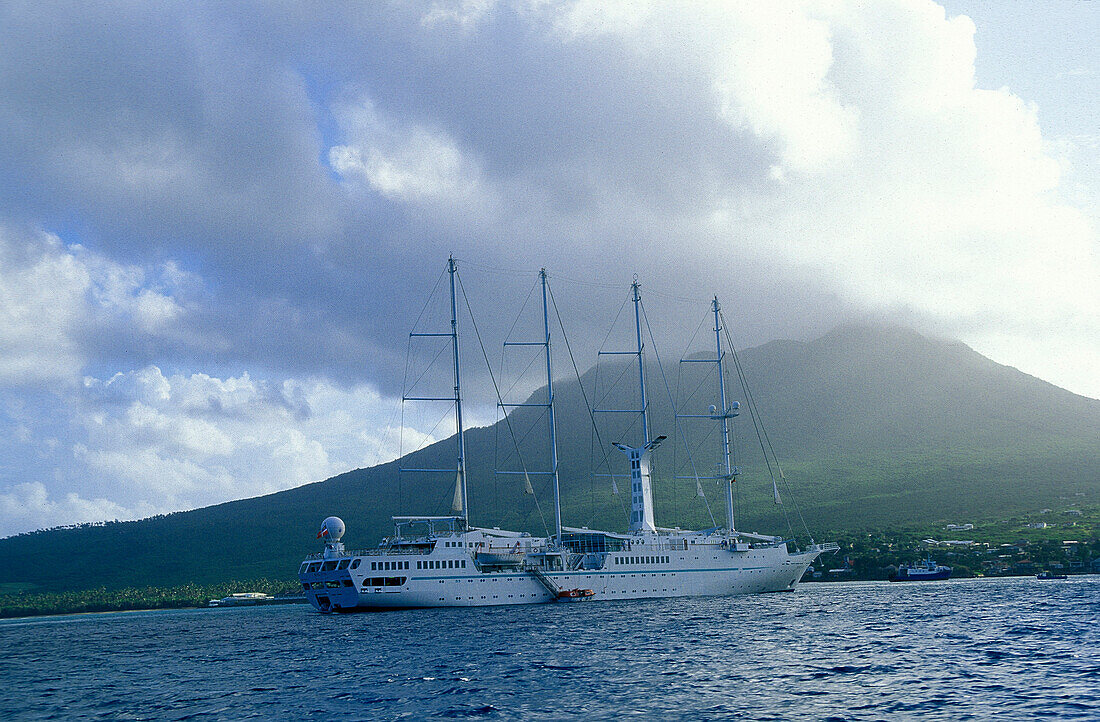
[639,299,716,528]
[455,271,550,538]
[546,282,630,524]
[720,311,815,546]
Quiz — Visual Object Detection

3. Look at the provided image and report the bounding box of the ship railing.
[304,547,432,561]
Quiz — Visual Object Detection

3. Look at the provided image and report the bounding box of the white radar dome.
[317,516,345,542]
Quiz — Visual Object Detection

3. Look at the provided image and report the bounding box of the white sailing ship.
[298,259,836,612]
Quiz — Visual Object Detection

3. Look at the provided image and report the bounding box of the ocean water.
[1,576,1097,721]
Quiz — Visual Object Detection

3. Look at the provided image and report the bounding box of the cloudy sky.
[0,1,1096,537]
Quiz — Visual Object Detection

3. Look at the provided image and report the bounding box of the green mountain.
[2,324,1097,593]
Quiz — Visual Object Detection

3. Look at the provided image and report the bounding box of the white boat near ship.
[208,592,274,607]
[298,259,836,613]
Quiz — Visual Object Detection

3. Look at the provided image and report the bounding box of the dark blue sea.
[2,577,1097,720]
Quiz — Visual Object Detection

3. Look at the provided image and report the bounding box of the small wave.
[435,704,499,718]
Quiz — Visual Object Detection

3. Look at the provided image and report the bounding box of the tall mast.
[540,269,562,545]
[713,297,736,534]
[632,279,650,445]
[607,278,663,533]
[675,296,740,534]
[448,256,469,523]
[402,257,469,524]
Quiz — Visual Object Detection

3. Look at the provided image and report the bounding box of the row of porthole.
[613,555,671,565]
[418,559,467,570]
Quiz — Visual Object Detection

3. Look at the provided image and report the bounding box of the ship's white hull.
[301,543,822,613]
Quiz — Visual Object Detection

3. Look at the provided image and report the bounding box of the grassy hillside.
[2,324,1097,593]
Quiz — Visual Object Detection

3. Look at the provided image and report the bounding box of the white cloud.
[0,225,202,389]
[329,98,489,208]
[0,363,452,536]
[0,481,153,534]
[551,0,651,39]
[710,4,857,175]
[0,229,89,386]
[421,0,497,29]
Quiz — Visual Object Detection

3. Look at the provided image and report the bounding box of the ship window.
[308,562,321,573]
[404,561,409,569]
[337,559,350,570]
[417,561,422,569]
[370,562,377,571]
[299,563,308,574]
[302,582,310,591]
[312,582,324,589]
[462,560,466,568]
[342,579,353,587]
[325,580,340,588]
[322,561,337,571]
[351,559,361,569]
